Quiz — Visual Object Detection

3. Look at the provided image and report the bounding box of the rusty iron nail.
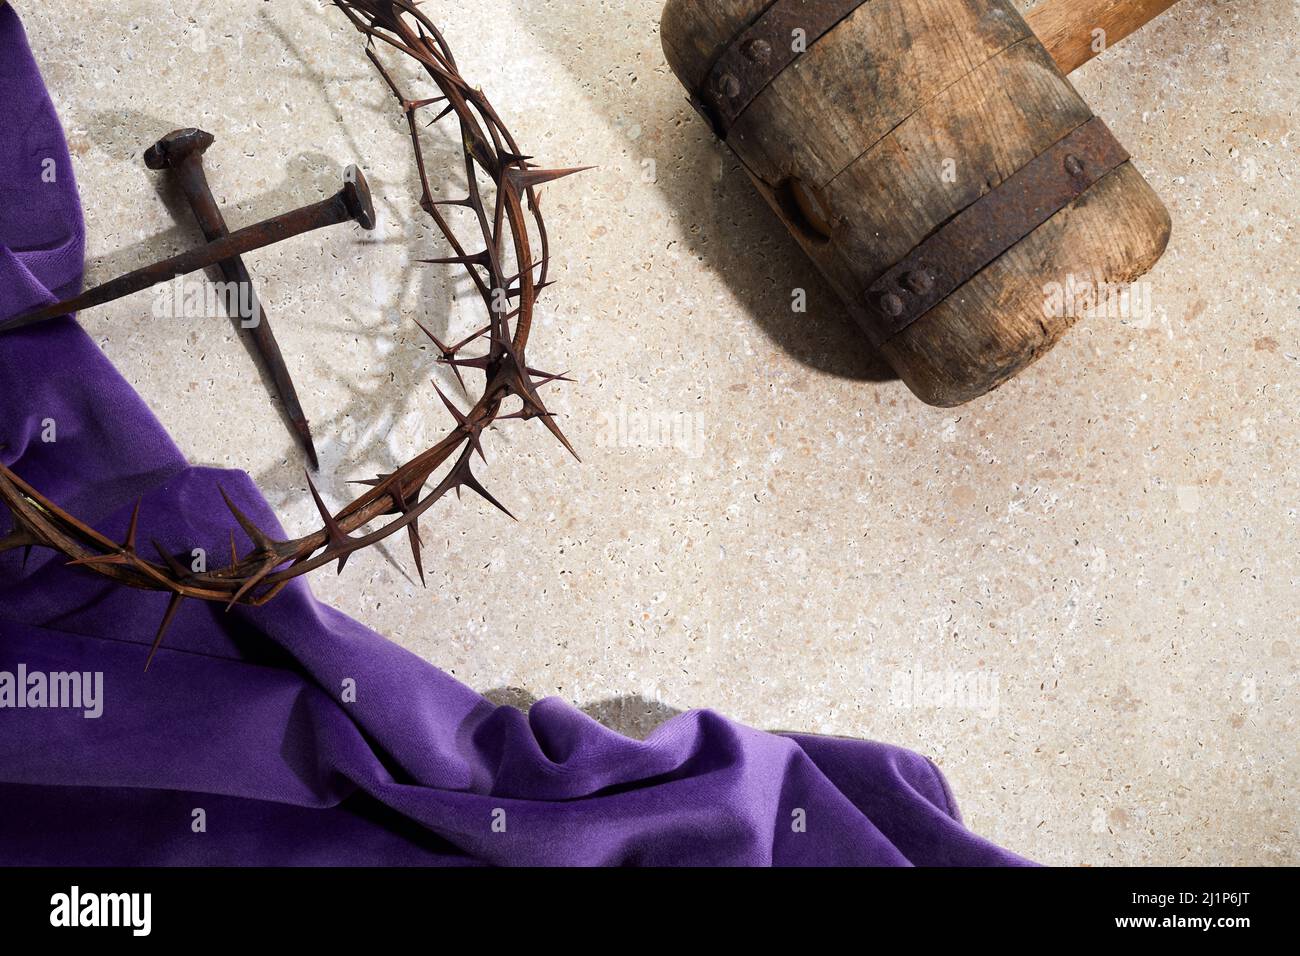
[144,128,321,470]
[1064,154,1086,178]
[3,166,377,334]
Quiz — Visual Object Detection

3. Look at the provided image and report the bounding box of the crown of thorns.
[0,0,585,668]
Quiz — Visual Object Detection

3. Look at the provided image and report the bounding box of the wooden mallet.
[663,0,1183,406]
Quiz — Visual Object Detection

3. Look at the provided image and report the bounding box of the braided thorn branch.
[0,0,587,665]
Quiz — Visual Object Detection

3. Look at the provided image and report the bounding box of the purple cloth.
[0,6,1031,866]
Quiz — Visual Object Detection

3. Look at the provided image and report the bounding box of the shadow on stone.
[484,687,685,741]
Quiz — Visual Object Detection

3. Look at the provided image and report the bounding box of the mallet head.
[662,0,1172,406]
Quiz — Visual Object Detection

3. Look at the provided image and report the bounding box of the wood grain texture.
[880,162,1171,406]
[661,0,770,93]
[1027,0,1183,74]
[728,0,1029,188]
[734,34,1095,333]
[661,0,1174,405]
[819,36,1093,287]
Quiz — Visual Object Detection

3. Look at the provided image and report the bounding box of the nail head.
[342,166,377,231]
[144,128,215,170]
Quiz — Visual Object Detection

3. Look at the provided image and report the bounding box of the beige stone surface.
[15,0,1297,865]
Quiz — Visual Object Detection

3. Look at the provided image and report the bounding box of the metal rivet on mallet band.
[879,293,906,318]
[144,127,321,470]
[741,38,772,64]
[714,73,741,99]
[2,166,377,334]
[904,269,935,295]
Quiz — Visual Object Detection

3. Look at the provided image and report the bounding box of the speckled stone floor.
[15,0,1297,865]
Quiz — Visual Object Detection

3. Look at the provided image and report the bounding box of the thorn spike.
[145,593,185,673]
[152,539,190,578]
[408,523,426,587]
[505,166,593,193]
[458,466,516,521]
[219,487,276,553]
[226,559,277,612]
[305,472,352,575]
[418,250,492,269]
[125,500,142,553]
[415,319,468,391]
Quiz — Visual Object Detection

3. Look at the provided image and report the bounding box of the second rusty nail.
[145,128,320,471]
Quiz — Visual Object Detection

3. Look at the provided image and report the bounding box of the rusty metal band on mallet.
[694,0,871,138]
[862,116,1131,346]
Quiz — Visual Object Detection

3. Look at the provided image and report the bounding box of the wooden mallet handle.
[1027,0,1183,75]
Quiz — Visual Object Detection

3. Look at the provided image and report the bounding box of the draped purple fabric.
[0,6,1031,867]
